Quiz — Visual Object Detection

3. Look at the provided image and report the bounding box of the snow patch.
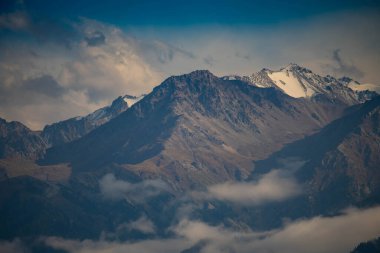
[267,70,315,98]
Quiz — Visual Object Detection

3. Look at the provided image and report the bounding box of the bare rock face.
[0,95,131,160]
[248,63,378,104]
[42,95,130,146]
[1,67,380,243]
[253,96,380,212]
[0,118,46,160]
[42,70,349,190]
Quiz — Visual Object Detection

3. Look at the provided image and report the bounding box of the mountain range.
[0,64,379,252]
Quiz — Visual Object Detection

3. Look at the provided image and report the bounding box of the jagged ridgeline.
[0,65,379,252]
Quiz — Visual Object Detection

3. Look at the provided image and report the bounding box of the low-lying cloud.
[99,173,169,203]
[204,170,301,205]
[4,206,378,253]
[173,206,380,253]
[126,215,156,234]
[245,207,380,253]
[101,215,157,240]
[44,236,190,253]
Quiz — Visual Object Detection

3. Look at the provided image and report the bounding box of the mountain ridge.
[42,95,131,146]
[0,66,380,247]
[41,69,352,190]
[251,95,380,212]
[247,63,377,103]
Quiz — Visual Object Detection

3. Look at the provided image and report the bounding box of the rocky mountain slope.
[0,95,136,183]
[0,95,135,160]
[0,118,46,160]
[42,95,131,146]
[42,70,351,190]
[0,66,379,248]
[252,96,380,212]
[248,63,376,103]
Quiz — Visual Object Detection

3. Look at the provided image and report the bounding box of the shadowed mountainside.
[42,70,349,190]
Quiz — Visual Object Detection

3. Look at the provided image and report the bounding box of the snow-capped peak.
[265,66,316,98]
[248,63,319,98]
[248,63,378,104]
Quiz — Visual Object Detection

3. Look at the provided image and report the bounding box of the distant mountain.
[42,95,132,146]
[0,95,138,160]
[252,96,380,212]
[1,66,379,246]
[248,63,377,104]
[0,118,46,160]
[350,237,380,253]
[42,70,350,190]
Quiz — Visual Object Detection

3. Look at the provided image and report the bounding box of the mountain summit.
[0,67,379,246]
[248,64,377,103]
[42,69,351,190]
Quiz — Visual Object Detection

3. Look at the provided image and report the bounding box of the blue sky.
[5,0,379,26]
[0,0,379,129]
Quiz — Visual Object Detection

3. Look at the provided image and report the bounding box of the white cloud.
[99,174,169,203]
[246,207,380,253]
[100,216,157,240]
[43,236,190,253]
[1,8,379,129]
[173,206,380,253]
[134,9,380,84]
[58,18,162,99]
[27,206,380,253]
[202,170,301,205]
[126,216,156,234]
[0,18,163,130]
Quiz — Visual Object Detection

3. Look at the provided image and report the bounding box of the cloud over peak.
[99,173,169,203]
[0,16,163,129]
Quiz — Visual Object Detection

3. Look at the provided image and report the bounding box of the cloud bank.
[3,206,378,253]
[126,216,156,234]
[100,215,157,241]
[99,174,169,203]
[173,206,380,253]
[196,170,302,205]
